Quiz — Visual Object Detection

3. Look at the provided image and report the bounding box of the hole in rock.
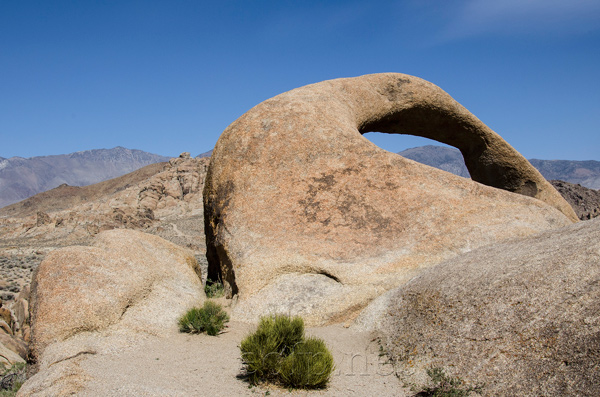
[361,132,471,179]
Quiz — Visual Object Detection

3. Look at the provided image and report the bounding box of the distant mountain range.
[0,147,170,209]
[399,145,600,190]
[398,146,471,178]
[1,145,598,211]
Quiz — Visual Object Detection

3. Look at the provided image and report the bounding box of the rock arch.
[204,73,576,324]
[353,74,572,214]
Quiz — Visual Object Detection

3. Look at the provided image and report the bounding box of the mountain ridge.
[0,147,170,208]
[2,144,599,211]
[399,145,600,190]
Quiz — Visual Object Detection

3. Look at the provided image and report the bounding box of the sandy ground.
[79,321,408,396]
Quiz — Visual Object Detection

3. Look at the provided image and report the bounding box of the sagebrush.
[240,314,334,389]
[204,278,225,298]
[279,336,334,388]
[178,301,229,336]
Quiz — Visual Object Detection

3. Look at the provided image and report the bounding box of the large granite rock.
[204,73,575,325]
[20,229,204,396]
[371,217,600,396]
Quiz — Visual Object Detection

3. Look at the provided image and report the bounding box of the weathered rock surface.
[19,229,204,396]
[0,287,31,372]
[0,297,28,370]
[551,179,600,220]
[204,73,575,325]
[29,229,203,359]
[0,333,27,361]
[372,217,600,396]
[0,341,25,370]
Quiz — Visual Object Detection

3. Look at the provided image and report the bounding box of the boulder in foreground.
[373,217,600,396]
[20,229,204,396]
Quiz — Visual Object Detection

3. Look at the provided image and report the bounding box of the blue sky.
[1,0,599,160]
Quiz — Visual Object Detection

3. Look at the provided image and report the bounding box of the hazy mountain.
[398,145,471,178]
[0,147,170,209]
[529,159,600,190]
[399,145,600,190]
[0,162,167,219]
[196,150,213,158]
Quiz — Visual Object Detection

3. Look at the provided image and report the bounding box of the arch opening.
[361,132,471,178]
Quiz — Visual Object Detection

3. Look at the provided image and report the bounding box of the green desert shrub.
[240,314,334,389]
[0,362,27,397]
[204,278,225,298]
[240,314,304,383]
[279,336,334,389]
[178,301,229,336]
[412,367,484,397]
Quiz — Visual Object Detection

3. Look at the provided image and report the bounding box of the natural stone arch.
[349,74,575,218]
[204,73,576,325]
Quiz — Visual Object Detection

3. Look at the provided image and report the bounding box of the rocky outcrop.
[0,154,209,339]
[138,153,208,216]
[0,298,27,370]
[0,155,209,248]
[19,229,204,395]
[0,341,24,371]
[204,73,575,325]
[551,180,600,220]
[34,212,51,227]
[371,217,600,396]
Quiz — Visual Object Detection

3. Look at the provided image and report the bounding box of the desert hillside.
[0,147,170,208]
[0,153,209,303]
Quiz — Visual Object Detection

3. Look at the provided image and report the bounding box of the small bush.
[240,314,334,389]
[412,367,483,397]
[240,315,304,383]
[178,301,229,336]
[279,337,334,388]
[0,362,27,397]
[204,279,225,298]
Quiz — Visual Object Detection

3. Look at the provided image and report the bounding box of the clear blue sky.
[1,0,599,160]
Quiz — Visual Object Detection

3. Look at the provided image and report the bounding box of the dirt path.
[79,321,407,396]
